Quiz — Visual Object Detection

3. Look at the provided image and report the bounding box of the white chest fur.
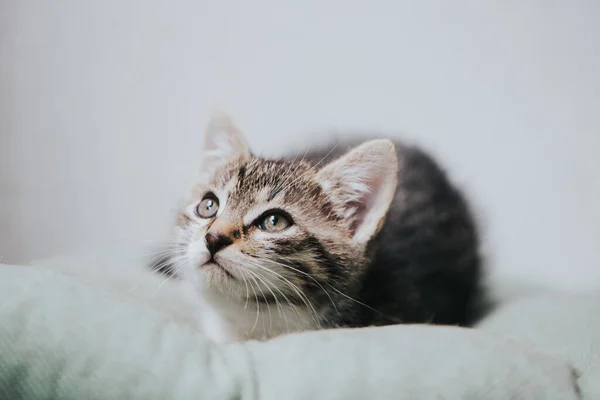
[193,284,319,343]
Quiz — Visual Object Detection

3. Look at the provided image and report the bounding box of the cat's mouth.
[201,258,236,280]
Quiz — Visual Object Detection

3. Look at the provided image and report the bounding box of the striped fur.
[151,116,487,342]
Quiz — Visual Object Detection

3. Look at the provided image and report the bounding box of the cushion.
[1,256,597,399]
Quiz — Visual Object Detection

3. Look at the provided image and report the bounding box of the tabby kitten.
[152,115,486,343]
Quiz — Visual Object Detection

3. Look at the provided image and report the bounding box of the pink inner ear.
[347,202,366,234]
[317,140,397,240]
[345,173,385,235]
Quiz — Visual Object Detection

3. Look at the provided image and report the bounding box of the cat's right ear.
[316,139,398,245]
[201,113,251,176]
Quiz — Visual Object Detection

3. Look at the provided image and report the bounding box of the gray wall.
[1,1,599,291]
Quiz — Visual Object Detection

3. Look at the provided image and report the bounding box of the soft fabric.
[477,294,600,399]
[1,257,598,399]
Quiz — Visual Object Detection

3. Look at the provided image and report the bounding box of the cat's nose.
[205,232,233,256]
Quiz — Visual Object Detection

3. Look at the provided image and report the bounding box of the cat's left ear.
[201,113,251,175]
[316,139,398,244]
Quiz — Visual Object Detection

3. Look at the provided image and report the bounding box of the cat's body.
[292,140,485,328]
[151,116,486,342]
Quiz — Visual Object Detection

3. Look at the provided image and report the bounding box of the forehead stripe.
[236,165,247,188]
[267,186,282,201]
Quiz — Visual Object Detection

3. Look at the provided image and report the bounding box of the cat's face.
[174,115,398,305]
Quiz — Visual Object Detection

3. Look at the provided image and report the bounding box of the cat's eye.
[257,212,292,232]
[196,194,219,218]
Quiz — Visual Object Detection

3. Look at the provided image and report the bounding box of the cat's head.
[174,115,398,305]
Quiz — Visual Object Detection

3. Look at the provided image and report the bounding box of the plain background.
[1,1,599,291]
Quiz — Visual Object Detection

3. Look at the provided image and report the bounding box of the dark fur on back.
[295,140,488,327]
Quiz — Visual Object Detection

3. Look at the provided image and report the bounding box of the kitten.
[151,115,487,343]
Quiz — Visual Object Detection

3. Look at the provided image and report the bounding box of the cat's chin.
[202,261,235,279]
[196,261,249,300]
[201,262,235,287]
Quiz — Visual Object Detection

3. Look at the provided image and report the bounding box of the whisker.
[277,141,339,194]
[149,258,187,298]
[149,254,187,275]
[244,261,306,329]
[139,238,184,245]
[244,265,292,333]
[245,261,304,312]
[143,247,185,257]
[244,268,278,334]
[140,240,187,249]
[278,256,381,315]
[247,261,321,328]
[239,268,251,309]
[243,268,262,334]
[273,144,311,192]
[264,258,341,317]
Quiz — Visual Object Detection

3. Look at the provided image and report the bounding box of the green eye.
[196,194,219,218]
[258,213,292,232]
